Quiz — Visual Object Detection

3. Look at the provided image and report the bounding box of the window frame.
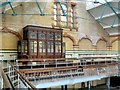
[54,2,76,29]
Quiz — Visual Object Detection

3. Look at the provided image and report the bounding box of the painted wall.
[1,1,110,52]
[109,36,120,51]
[1,33,18,49]
[0,33,2,49]
[78,39,94,50]
[112,40,120,51]
[96,40,107,50]
[63,37,73,50]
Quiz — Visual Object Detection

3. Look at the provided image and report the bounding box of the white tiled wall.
[0,50,17,61]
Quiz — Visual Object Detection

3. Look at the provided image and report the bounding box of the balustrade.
[5,62,37,90]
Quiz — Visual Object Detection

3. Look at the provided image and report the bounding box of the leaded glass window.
[38,32,45,39]
[30,41,34,53]
[34,41,37,53]
[29,31,37,39]
[55,33,61,40]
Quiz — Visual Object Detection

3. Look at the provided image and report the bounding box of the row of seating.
[20,66,83,78]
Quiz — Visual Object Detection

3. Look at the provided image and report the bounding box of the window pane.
[61,15,67,22]
[54,3,57,21]
[54,9,57,14]
[47,32,54,40]
[43,42,46,53]
[54,15,57,21]
[55,33,61,40]
[55,42,58,52]
[47,42,50,53]
[58,42,61,53]
[54,4,57,8]
[61,4,67,26]
[22,42,24,53]
[71,6,75,28]
[61,4,67,11]
[38,32,45,39]
[25,42,27,53]
[39,41,42,53]
[30,41,34,53]
[51,42,54,53]
[47,33,50,39]
[55,42,61,53]
[34,41,37,53]
[47,33,53,40]
[29,31,37,39]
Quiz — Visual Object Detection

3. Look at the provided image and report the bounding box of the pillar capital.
[73,44,79,50]
[107,45,112,50]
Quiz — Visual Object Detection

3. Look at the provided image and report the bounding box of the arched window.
[54,2,76,29]
[61,3,67,27]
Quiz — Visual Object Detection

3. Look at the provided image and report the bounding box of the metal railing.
[0,64,12,89]
[28,71,85,84]
[20,60,119,85]
[66,50,120,55]
[6,62,37,90]
[25,64,119,86]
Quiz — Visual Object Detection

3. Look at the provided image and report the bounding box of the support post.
[30,59,32,69]
[87,81,91,90]
[81,82,85,89]
[16,59,19,88]
[107,77,110,90]
[44,59,46,68]
[56,59,57,67]
[61,85,67,90]
[0,55,4,69]
[65,85,67,90]
[0,62,3,89]
[61,85,64,90]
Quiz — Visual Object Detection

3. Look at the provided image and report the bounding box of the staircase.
[3,62,37,89]
[3,66,19,88]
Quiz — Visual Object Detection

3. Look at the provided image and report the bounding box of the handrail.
[6,74,15,90]
[2,70,12,88]
[17,58,65,62]
[65,50,120,54]
[8,62,37,90]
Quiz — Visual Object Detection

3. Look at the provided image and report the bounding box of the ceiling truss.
[0,0,67,16]
[0,0,120,36]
